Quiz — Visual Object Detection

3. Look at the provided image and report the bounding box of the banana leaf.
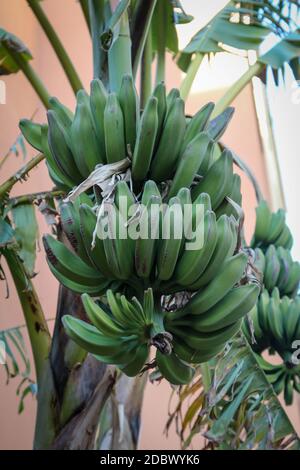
[166,333,300,450]
[0,218,15,247]
[12,203,39,277]
[0,326,36,413]
[176,1,300,81]
[151,0,180,55]
[0,29,32,75]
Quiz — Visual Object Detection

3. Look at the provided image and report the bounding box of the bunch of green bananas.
[44,181,247,296]
[63,288,197,385]
[20,73,261,386]
[251,200,293,250]
[243,288,300,404]
[253,246,300,297]
[255,355,300,406]
[20,76,235,193]
[62,274,259,385]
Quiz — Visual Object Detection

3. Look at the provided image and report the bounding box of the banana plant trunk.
[34,286,146,450]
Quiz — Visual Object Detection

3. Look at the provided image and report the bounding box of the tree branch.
[0,153,45,199]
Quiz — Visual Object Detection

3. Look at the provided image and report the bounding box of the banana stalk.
[180,52,204,101]
[3,248,51,385]
[27,0,84,94]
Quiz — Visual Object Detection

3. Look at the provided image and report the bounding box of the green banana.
[215,173,242,219]
[167,132,213,200]
[252,200,272,244]
[156,350,195,385]
[41,124,72,189]
[141,180,161,203]
[191,214,235,289]
[62,315,138,357]
[90,78,107,160]
[49,96,74,133]
[73,99,104,173]
[79,203,115,278]
[131,96,158,182]
[182,102,215,148]
[60,200,93,267]
[118,74,139,154]
[182,251,248,314]
[104,92,126,163]
[264,245,280,291]
[82,293,125,337]
[174,210,218,287]
[19,119,43,152]
[47,110,82,183]
[98,202,134,280]
[150,97,186,181]
[187,283,260,333]
[47,260,109,296]
[120,344,149,377]
[266,209,286,243]
[191,150,233,209]
[281,262,300,295]
[283,299,299,344]
[152,82,167,147]
[207,107,234,140]
[135,195,161,279]
[284,374,293,405]
[43,234,103,286]
[169,320,241,351]
[156,197,183,281]
[268,297,285,345]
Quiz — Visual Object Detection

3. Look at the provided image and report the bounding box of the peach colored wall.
[0,0,299,450]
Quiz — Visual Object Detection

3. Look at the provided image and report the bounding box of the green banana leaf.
[259,31,300,69]
[176,1,300,81]
[166,333,300,450]
[0,218,15,247]
[0,326,36,413]
[12,203,39,277]
[151,0,180,55]
[0,28,32,75]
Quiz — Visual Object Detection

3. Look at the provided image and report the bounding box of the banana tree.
[0,0,300,450]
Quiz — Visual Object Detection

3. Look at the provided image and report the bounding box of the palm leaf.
[167,333,300,450]
[177,1,300,81]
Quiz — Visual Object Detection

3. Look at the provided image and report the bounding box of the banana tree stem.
[132,0,157,79]
[179,53,204,101]
[140,34,152,108]
[27,0,84,95]
[201,362,211,393]
[79,0,91,33]
[155,47,165,85]
[212,61,265,119]
[4,249,51,385]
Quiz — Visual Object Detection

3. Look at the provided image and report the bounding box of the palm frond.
[177,0,300,82]
[166,334,300,450]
